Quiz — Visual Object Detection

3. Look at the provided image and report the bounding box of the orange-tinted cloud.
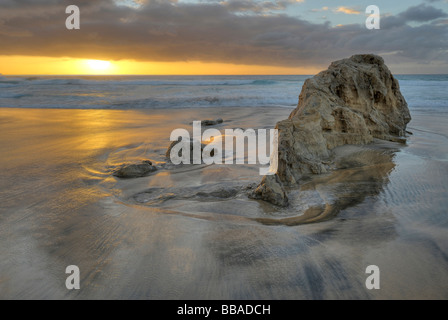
[335,6,361,15]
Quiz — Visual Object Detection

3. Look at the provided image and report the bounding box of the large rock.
[252,54,411,206]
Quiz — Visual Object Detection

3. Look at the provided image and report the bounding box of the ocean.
[1,74,447,111]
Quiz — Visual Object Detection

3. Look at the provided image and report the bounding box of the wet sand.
[0,107,447,299]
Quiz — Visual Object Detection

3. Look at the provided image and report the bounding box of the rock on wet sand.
[202,119,223,126]
[113,160,157,179]
[252,54,411,206]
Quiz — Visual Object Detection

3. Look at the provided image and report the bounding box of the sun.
[86,59,112,72]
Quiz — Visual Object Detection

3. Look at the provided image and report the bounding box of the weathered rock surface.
[113,160,157,178]
[252,54,411,206]
[249,175,289,207]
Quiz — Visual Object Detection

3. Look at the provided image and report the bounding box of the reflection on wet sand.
[255,143,399,226]
[1,108,448,299]
[118,135,401,228]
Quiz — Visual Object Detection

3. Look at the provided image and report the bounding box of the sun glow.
[0,55,316,75]
[86,60,112,72]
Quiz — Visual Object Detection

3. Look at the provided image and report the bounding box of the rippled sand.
[0,107,447,299]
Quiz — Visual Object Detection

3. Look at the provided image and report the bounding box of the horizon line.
[3,73,448,77]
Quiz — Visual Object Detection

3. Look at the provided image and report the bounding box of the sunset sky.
[1,0,447,75]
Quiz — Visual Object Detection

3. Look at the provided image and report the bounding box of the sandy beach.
[0,106,447,299]
[2,0,448,303]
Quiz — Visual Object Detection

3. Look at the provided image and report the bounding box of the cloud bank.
[0,0,447,71]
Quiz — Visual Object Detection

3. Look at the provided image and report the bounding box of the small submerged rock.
[166,138,215,163]
[196,187,239,199]
[202,119,223,126]
[113,160,157,179]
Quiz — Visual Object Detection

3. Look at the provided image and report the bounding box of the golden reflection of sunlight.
[74,110,116,152]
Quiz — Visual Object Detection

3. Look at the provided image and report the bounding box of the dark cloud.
[382,4,448,31]
[0,0,447,70]
[399,3,448,22]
